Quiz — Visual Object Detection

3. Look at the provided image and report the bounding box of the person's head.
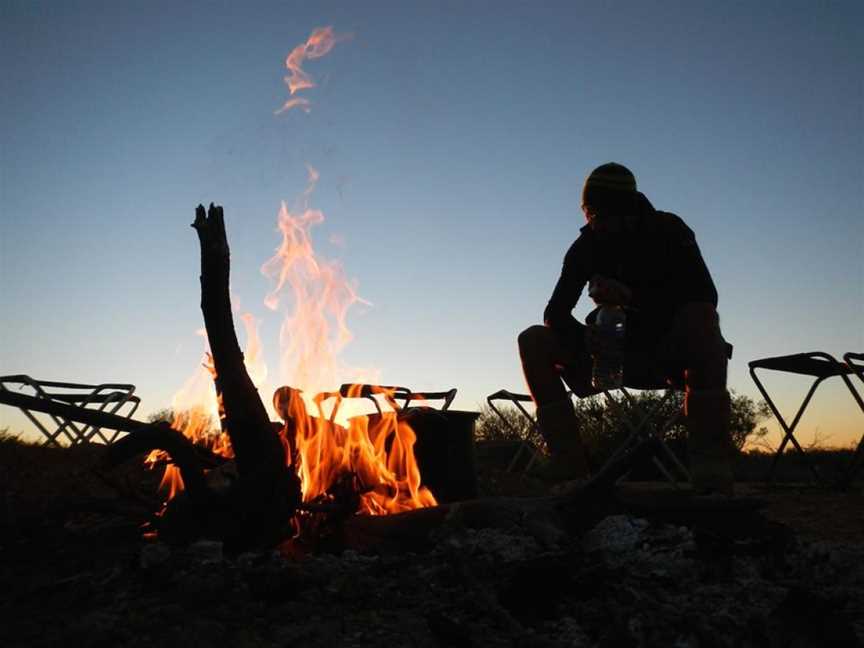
[581,163,638,237]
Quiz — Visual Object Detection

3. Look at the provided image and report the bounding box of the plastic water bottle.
[591,305,626,390]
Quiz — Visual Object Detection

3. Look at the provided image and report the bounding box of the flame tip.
[277,26,343,115]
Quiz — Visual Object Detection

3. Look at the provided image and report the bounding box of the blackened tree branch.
[105,423,210,502]
[192,204,300,539]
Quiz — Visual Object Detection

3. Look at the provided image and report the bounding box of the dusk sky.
[1,1,862,448]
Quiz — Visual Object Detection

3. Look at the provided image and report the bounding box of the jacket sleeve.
[666,216,718,307]
[543,238,591,333]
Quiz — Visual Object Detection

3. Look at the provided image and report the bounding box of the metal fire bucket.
[398,408,479,503]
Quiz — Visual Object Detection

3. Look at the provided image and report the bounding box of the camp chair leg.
[651,455,678,485]
[751,369,825,484]
[602,388,688,487]
[487,390,551,475]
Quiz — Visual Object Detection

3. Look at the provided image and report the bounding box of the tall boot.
[686,388,735,496]
[535,399,590,482]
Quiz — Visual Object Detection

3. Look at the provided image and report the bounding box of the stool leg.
[763,377,825,484]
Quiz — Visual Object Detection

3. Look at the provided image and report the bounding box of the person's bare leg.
[669,302,734,495]
[518,325,589,480]
[518,325,574,406]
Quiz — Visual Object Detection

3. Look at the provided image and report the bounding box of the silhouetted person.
[519,163,734,494]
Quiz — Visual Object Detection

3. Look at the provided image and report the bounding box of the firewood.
[190,204,301,546]
[106,423,211,501]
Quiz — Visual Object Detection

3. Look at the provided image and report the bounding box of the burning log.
[0,389,219,496]
[106,423,212,501]
[22,204,304,550]
[184,204,301,547]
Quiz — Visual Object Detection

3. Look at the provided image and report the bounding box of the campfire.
[0,28,489,554]
[137,180,448,549]
[137,27,445,542]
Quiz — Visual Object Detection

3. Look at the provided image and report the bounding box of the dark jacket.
[543,192,717,350]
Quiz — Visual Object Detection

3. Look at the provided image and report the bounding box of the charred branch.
[106,423,211,503]
[192,204,301,541]
[0,390,227,505]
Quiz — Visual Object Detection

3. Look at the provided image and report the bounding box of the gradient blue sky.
[2,1,862,447]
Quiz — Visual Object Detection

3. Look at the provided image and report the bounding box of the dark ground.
[1,436,862,648]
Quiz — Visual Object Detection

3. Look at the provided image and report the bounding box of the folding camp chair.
[748,351,864,487]
[594,383,689,485]
[486,389,547,474]
[0,374,140,446]
[486,384,689,484]
[588,340,737,486]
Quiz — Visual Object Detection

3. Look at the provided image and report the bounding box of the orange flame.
[277,97,311,114]
[275,387,436,515]
[276,26,346,114]
[261,166,368,394]
[240,312,268,387]
[158,464,185,501]
[145,314,265,497]
[263,168,436,514]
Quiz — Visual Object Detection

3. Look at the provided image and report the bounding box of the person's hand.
[588,275,632,306]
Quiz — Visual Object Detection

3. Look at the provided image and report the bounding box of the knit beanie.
[582,163,637,210]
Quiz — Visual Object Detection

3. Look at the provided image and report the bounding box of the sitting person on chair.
[518,162,734,494]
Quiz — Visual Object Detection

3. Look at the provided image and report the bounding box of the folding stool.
[0,374,140,446]
[486,385,688,484]
[595,383,689,485]
[748,351,864,486]
[582,339,735,485]
[485,389,547,474]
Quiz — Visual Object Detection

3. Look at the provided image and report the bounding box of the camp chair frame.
[486,389,547,473]
[748,351,864,487]
[312,384,457,421]
[0,374,140,446]
[486,386,689,484]
[598,386,690,486]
